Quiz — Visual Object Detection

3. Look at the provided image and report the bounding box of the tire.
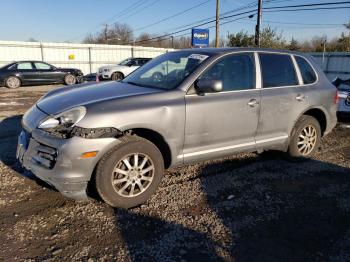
[64,74,76,85]
[5,76,21,89]
[111,72,124,81]
[95,136,164,208]
[288,115,321,158]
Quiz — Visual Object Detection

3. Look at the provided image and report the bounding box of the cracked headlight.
[38,106,86,129]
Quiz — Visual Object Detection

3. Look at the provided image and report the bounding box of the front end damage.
[17,107,123,200]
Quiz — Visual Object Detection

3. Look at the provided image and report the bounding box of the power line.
[104,0,147,24]
[134,14,255,45]
[264,1,350,10]
[264,6,350,13]
[66,0,145,41]
[120,9,257,44]
[133,0,212,33]
[263,20,345,27]
[110,0,161,26]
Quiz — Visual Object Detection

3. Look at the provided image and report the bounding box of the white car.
[98,58,151,81]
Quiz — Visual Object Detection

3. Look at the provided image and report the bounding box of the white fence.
[0,40,174,75]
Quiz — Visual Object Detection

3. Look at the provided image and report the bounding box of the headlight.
[38,106,86,129]
[104,68,110,72]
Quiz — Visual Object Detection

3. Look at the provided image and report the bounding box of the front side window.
[123,51,211,90]
[34,62,51,70]
[118,58,132,66]
[17,62,33,70]
[295,56,317,84]
[199,53,255,91]
[259,53,298,88]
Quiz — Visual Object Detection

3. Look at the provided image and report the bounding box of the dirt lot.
[0,84,350,261]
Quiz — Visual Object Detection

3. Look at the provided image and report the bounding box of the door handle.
[247,99,259,107]
[296,94,306,101]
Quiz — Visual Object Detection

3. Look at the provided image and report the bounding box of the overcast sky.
[0,0,349,43]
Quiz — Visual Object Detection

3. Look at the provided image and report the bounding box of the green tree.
[287,37,300,51]
[227,31,254,47]
[259,27,286,49]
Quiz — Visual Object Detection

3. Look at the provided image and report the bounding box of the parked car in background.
[17,48,337,208]
[0,61,84,88]
[333,77,350,119]
[98,57,151,81]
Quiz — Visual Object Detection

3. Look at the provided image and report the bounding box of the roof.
[179,47,305,56]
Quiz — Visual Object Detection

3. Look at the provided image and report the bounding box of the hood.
[36,81,161,115]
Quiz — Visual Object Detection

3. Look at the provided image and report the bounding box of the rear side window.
[199,53,255,91]
[259,53,298,88]
[295,56,317,84]
[17,62,33,70]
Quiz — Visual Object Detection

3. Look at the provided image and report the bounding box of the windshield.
[122,51,211,90]
[118,58,132,66]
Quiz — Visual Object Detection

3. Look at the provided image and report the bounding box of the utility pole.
[215,0,220,47]
[104,24,108,44]
[255,0,263,47]
[170,36,174,49]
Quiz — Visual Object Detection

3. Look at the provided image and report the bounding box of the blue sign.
[191,28,209,47]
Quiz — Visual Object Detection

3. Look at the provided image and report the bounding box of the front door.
[33,62,64,83]
[182,52,261,163]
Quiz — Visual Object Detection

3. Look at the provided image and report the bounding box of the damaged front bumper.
[17,127,120,200]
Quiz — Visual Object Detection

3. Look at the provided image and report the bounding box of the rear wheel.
[95,136,164,208]
[111,72,124,81]
[64,74,76,85]
[288,115,321,158]
[5,76,21,89]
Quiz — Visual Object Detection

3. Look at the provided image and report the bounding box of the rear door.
[255,52,309,149]
[182,52,261,163]
[15,62,38,83]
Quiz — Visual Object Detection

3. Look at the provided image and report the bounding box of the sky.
[0,0,349,44]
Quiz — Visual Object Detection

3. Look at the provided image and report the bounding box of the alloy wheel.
[111,153,155,197]
[297,125,317,155]
[7,77,20,88]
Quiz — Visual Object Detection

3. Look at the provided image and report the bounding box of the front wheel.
[111,72,124,81]
[288,115,321,158]
[64,74,76,85]
[95,136,164,208]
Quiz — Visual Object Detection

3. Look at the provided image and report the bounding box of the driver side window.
[34,62,51,70]
[199,53,256,92]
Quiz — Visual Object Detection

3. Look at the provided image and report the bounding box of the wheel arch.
[293,107,328,137]
[112,71,125,78]
[127,128,172,169]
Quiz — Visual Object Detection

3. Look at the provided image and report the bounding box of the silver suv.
[17,48,338,208]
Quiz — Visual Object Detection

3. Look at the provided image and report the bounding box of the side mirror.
[196,79,223,94]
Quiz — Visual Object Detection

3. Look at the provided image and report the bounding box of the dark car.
[0,61,84,88]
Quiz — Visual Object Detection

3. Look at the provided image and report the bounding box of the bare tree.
[83,23,133,45]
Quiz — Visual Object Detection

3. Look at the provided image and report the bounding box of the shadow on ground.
[113,154,350,261]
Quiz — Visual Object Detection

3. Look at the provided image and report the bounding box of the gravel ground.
[0,84,350,261]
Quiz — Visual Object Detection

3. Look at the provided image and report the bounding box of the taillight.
[334,90,339,104]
